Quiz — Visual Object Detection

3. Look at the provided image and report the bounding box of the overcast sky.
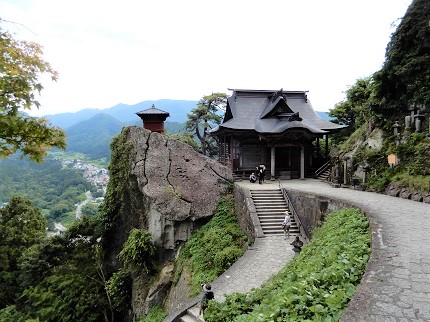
[1,0,412,116]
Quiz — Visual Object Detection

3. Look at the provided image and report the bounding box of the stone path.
[167,179,430,322]
[208,234,296,302]
[280,179,430,322]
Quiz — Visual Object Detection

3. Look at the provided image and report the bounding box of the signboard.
[387,154,397,167]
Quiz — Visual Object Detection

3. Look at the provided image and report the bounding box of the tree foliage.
[329,77,376,130]
[118,228,156,273]
[374,0,430,111]
[0,156,94,228]
[0,27,66,162]
[11,217,113,322]
[328,0,430,194]
[185,93,227,157]
[0,195,46,308]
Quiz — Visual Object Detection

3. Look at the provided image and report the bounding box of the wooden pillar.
[270,146,276,180]
[325,135,329,158]
[300,144,305,179]
[316,137,320,158]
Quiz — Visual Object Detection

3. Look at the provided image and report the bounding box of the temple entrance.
[275,146,301,179]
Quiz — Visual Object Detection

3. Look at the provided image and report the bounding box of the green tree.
[374,0,430,112]
[167,132,200,151]
[0,27,66,162]
[0,195,46,308]
[18,217,112,322]
[329,76,376,130]
[185,93,227,157]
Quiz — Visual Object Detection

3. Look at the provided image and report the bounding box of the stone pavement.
[167,179,430,322]
[279,179,430,322]
[208,234,296,302]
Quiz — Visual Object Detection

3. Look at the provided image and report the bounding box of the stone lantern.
[393,121,401,145]
[362,162,371,184]
[136,104,170,134]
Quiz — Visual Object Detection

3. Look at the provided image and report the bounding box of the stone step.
[252,193,283,197]
[260,222,299,229]
[180,314,200,322]
[262,229,299,235]
[258,214,289,220]
[254,205,288,209]
[256,209,289,213]
[259,217,295,223]
[179,307,203,322]
[250,188,299,237]
[252,198,285,202]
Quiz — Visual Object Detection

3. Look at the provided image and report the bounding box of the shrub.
[139,305,167,322]
[204,208,370,322]
[118,228,156,273]
[174,194,247,295]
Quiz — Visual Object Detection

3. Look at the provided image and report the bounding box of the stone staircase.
[179,306,203,322]
[251,189,299,236]
[177,189,298,322]
[316,167,330,181]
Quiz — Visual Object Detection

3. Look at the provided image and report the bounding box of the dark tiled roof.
[136,105,169,116]
[211,89,344,134]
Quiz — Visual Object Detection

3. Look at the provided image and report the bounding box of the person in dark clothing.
[257,164,266,184]
[199,284,214,316]
[291,236,304,253]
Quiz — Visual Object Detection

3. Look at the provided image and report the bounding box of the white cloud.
[1,0,412,116]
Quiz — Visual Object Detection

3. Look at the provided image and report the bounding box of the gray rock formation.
[126,126,233,258]
[112,127,233,319]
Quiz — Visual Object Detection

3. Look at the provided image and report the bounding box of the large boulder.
[126,126,233,258]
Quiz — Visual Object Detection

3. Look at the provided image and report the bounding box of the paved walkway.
[167,179,430,322]
[275,179,430,322]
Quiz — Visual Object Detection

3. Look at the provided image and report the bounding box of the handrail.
[314,159,331,177]
[278,179,308,241]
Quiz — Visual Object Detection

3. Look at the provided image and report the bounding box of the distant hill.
[65,115,185,160]
[45,99,330,161]
[46,99,198,129]
[316,111,330,121]
[65,113,124,159]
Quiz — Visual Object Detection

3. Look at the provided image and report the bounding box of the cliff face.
[119,126,232,258]
[104,126,233,319]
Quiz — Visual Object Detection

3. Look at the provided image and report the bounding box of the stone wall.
[233,184,265,243]
[385,183,430,203]
[286,189,358,238]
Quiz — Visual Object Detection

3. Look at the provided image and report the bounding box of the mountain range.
[44,99,330,160]
[46,99,198,129]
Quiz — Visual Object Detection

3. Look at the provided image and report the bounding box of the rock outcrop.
[125,126,233,258]
[105,126,233,320]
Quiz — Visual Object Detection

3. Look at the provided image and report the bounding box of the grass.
[139,305,167,322]
[204,208,371,322]
[173,194,248,296]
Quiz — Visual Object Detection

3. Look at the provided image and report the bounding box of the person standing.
[282,211,291,238]
[257,164,266,184]
[199,284,214,316]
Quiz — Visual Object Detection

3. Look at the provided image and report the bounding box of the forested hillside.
[0,156,96,228]
[329,0,430,194]
[65,113,124,160]
[64,115,186,161]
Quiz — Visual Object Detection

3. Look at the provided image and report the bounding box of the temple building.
[210,89,345,179]
[136,104,170,134]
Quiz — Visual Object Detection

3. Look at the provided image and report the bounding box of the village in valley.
[61,159,109,196]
